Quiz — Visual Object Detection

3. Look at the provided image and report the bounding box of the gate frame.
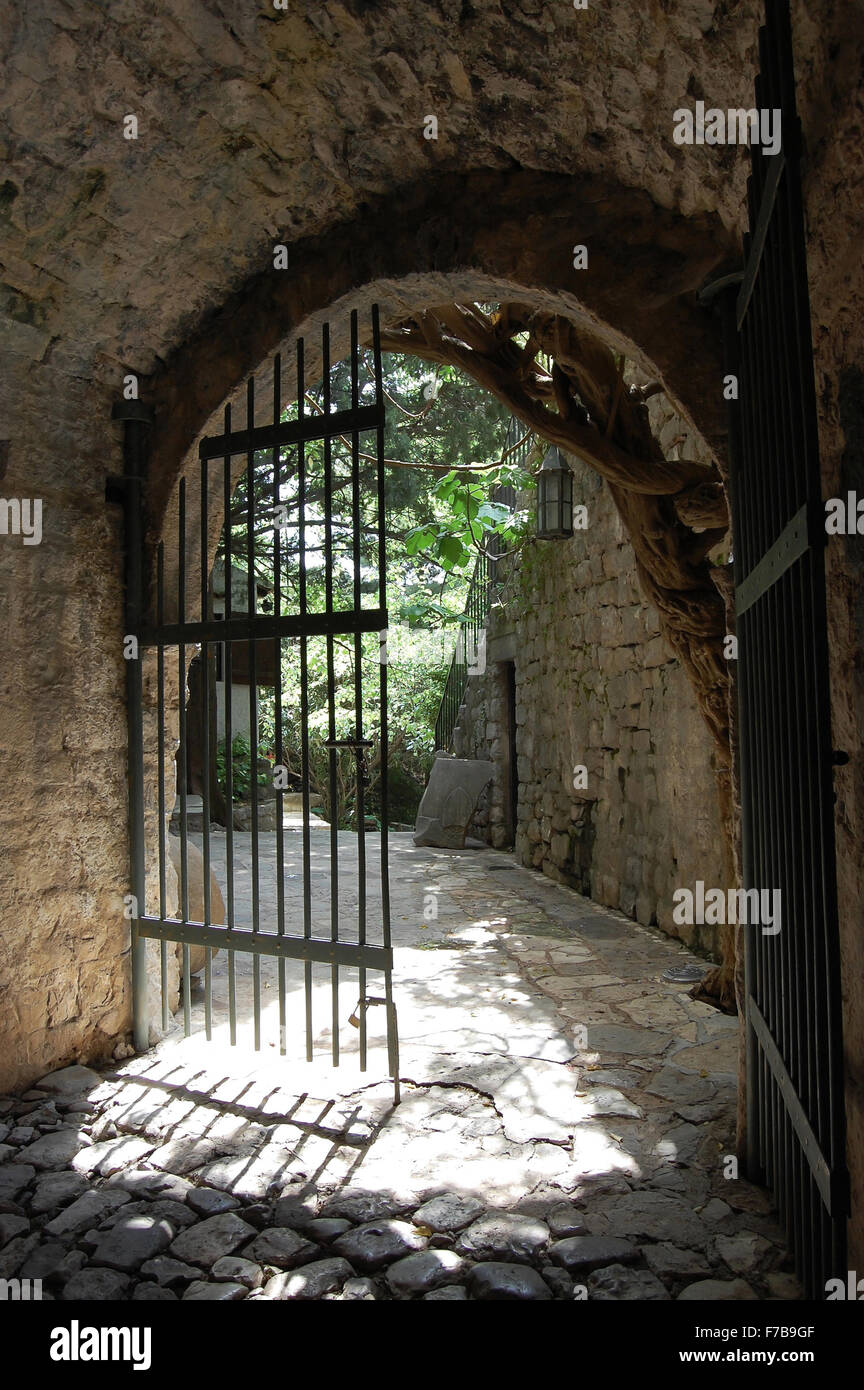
[118,308,400,1102]
[702,0,848,1297]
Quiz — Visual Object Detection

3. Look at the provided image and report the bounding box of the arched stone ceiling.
[146,167,739,540]
[1,0,760,380]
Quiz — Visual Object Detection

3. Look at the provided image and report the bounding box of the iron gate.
[121,308,400,1100]
[708,0,847,1296]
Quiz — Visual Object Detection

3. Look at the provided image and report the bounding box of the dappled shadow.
[0,831,790,1301]
[1,1052,793,1302]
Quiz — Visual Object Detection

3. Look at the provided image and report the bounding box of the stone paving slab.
[0,833,796,1300]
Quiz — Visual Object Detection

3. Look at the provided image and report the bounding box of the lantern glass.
[536,446,573,538]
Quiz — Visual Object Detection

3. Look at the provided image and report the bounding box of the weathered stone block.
[550,833,571,866]
[414,755,494,849]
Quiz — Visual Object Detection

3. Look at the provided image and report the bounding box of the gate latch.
[324,737,373,787]
[348,995,386,1028]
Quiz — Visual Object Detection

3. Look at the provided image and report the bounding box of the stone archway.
[138,173,742,1019]
[145,169,737,540]
[5,12,864,1291]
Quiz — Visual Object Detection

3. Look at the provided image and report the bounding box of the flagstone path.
[0,832,799,1301]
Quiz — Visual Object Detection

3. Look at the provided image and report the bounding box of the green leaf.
[438,534,467,570]
[433,470,461,502]
[475,500,511,526]
[404,524,437,555]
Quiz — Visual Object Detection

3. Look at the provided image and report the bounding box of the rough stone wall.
[0,358,132,1092]
[456,415,726,958]
[0,0,759,378]
[453,659,510,845]
[0,354,185,1091]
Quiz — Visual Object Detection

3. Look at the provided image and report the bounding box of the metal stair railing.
[433,550,492,751]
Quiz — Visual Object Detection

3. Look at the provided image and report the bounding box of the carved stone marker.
[413,754,494,849]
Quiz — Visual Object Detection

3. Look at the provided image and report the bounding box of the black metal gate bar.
[199,404,383,461]
[373,306,399,1092]
[136,920,393,969]
[322,325,340,1067]
[177,479,191,1035]
[145,609,386,646]
[156,544,169,1033]
[297,338,314,1062]
[246,375,262,1051]
[222,403,237,1045]
[128,308,399,1099]
[200,454,213,1042]
[272,353,288,1054]
[350,311,368,1071]
[708,0,848,1298]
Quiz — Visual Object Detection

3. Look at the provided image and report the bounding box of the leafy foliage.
[214,352,537,826]
[215,733,268,804]
[405,461,532,577]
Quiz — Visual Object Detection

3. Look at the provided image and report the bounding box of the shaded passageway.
[2,0,862,1310]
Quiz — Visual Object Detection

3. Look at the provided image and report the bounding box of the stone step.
[282,792,323,811]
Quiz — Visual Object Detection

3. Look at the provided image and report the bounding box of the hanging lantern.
[536,445,574,539]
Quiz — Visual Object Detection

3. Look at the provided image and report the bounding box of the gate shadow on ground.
[8,1059,792,1302]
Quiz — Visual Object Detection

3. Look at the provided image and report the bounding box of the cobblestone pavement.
[0,833,799,1301]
